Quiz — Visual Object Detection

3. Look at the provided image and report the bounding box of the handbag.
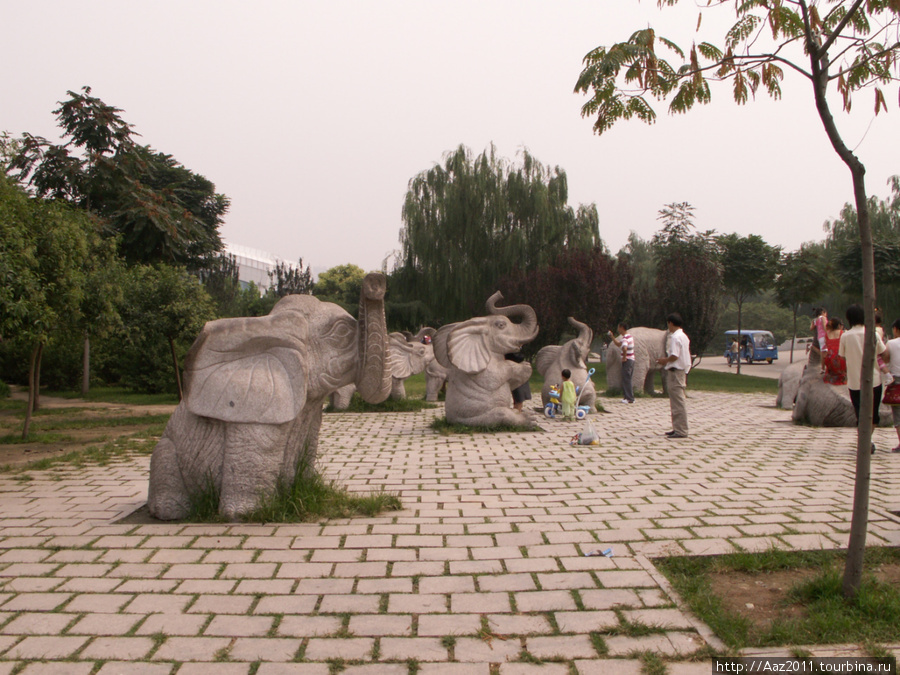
[883,382,900,406]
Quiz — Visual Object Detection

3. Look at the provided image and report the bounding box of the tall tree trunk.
[82,333,90,398]
[169,336,183,401]
[800,3,877,598]
[23,345,39,439]
[32,343,43,412]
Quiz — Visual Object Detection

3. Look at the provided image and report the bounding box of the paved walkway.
[1,391,899,674]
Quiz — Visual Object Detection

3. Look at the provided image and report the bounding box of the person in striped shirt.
[609,322,635,404]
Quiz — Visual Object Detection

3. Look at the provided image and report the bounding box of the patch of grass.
[326,393,437,413]
[686,368,779,394]
[52,386,180,405]
[654,547,900,649]
[237,461,402,523]
[429,417,541,435]
[0,431,161,474]
[5,413,172,434]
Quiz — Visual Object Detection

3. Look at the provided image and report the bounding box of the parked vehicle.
[724,330,778,365]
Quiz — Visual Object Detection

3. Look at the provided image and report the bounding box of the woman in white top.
[838,303,886,453]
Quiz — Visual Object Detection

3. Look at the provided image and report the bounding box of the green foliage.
[715,293,803,348]
[395,144,602,323]
[314,264,366,306]
[325,393,437,413]
[719,234,781,306]
[268,258,314,298]
[8,87,229,267]
[100,264,216,394]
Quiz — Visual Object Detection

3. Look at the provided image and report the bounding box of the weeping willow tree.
[395,144,601,322]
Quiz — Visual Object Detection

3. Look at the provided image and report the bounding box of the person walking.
[657,313,691,439]
[609,322,635,403]
[838,303,886,454]
[884,318,900,453]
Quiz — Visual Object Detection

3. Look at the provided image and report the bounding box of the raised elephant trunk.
[485,291,539,343]
[355,273,392,403]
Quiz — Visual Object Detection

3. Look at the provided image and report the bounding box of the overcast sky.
[5,1,898,273]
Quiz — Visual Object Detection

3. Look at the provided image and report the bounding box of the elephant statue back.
[606,326,667,396]
[536,317,595,412]
[148,273,392,521]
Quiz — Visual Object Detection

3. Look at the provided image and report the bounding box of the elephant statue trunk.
[148,273,392,521]
[485,291,539,343]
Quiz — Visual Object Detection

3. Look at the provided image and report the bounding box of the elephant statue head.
[535,317,595,411]
[148,273,392,521]
[605,326,667,396]
[433,291,539,428]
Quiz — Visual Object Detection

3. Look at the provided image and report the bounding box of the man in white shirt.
[839,303,886,453]
[657,313,691,438]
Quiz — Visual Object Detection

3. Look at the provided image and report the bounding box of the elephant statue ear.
[438,323,493,374]
[184,312,308,425]
[389,332,426,379]
[535,345,561,377]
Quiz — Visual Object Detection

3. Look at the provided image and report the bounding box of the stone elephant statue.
[791,346,892,427]
[329,328,434,409]
[605,327,667,396]
[536,317,596,412]
[433,291,538,428]
[776,361,805,409]
[424,343,448,402]
[148,273,392,521]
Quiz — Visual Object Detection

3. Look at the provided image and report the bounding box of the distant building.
[224,242,290,293]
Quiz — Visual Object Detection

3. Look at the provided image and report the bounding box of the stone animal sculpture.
[605,326,668,396]
[775,361,805,410]
[148,273,392,521]
[791,346,858,427]
[433,291,539,428]
[790,345,892,427]
[536,317,596,412]
[425,346,449,402]
[330,328,435,409]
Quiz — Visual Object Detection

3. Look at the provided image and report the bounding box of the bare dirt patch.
[708,563,900,632]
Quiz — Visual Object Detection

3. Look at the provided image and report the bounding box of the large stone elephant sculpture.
[425,343,448,402]
[433,292,538,428]
[776,361,805,409]
[536,317,596,412]
[148,273,392,521]
[605,327,667,396]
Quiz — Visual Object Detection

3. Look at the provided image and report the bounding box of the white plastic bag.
[571,419,600,445]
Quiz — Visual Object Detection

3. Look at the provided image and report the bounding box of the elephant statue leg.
[330,384,356,410]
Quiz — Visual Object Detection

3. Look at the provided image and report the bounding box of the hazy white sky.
[5,1,898,273]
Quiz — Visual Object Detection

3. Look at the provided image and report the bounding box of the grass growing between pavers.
[430,417,544,435]
[0,430,159,473]
[187,460,402,523]
[654,547,900,649]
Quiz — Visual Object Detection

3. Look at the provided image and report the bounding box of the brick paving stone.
[500,664,570,675]
[255,663,330,674]
[56,577,123,593]
[417,613,482,636]
[554,610,618,633]
[277,615,342,637]
[176,579,236,594]
[162,563,220,580]
[318,593,380,613]
[603,633,678,657]
[418,665,492,675]
[17,664,95,675]
[68,613,142,636]
[294,578,353,594]
[4,612,77,634]
[574,658,644,674]
[487,614,554,636]
[378,637,448,661]
[478,573,536,592]
[151,636,232,661]
[418,576,475,594]
[514,590,577,612]
[234,579,295,595]
[504,558,559,573]
[65,593,133,613]
[149,549,204,564]
[452,636,521,662]
[189,594,254,614]
[135,613,208,636]
[116,579,178,593]
[276,562,332,578]
[524,634,598,659]
[5,636,89,659]
[536,572,596,590]
[302,637,373,661]
[450,592,511,614]
[356,577,413,594]
[228,637,302,661]
[3,593,71,611]
[80,636,155,660]
[342,666,407,675]
[4,577,65,592]
[667,663,715,675]
[389,593,447,614]
[579,589,642,609]
[123,594,193,614]
[176,664,250,675]
[622,608,695,629]
[392,561,445,576]
[204,615,273,637]
[254,594,318,614]
[348,614,412,636]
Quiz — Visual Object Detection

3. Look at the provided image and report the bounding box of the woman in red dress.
[822,317,847,385]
